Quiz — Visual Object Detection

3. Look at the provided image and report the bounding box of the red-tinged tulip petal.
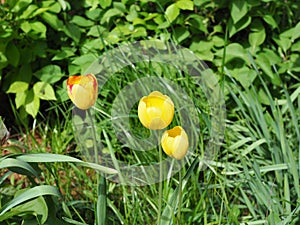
[67,73,98,110]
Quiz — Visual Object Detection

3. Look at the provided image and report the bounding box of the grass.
[1,43,300,225]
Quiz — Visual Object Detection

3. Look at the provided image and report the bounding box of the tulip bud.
[67,73,98,110]
[161,126,189,160]
[138,91,174,130]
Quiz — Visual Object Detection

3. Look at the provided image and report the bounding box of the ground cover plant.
[0,0,300,224]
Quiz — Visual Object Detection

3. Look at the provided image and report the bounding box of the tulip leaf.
[0,185,61,217]
[33,81,57,100]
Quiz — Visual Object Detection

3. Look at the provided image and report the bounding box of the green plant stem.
[157,132,163,225]
[177,166,182,224]
[88,109,106,225]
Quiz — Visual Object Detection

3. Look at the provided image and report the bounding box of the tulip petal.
[67,73,98,110]
[161,126,189,160]
[137,91,174,130]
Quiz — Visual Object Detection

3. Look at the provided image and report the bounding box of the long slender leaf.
[0,185,61,216]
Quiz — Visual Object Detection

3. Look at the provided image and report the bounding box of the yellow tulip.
[161,126,189,160]
[138,91,174,130]
[67,73,98,110]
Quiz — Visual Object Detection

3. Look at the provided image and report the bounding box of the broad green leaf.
[41,12,64,31]
[99,0,111,8]
[249,19,266,52]
[101,8,124,24]
[273,35,291,54]
[228,16,251,37]
[186,14,208,33]
[6,81,29,93]
[255,50,281,84]
[173,26,190,44]
[25,89,40,118]
[34,65,63,83]
[71,15,94,27]
[86,8,102,21]
[58,0,68,11]
[0,157,39,178]
[41,1,61,13]
[0,185,60,217]
[165,3,180,23]
[0,52,8,70]
[64,22,81,43]
[6,42,20,67]
[292,21,300,42]
[15,91,27,109]
[263,14,277,30]
[19,4,38,19]
[33,82,57,100]
[175,0,194,10]
[52,47,76,60]
[222,43,247,64]
[87,25,106,37]
[72,53,97,73]
[29,21,47,38]
[230,1,248,24]
[13,196,48,224]
[11,0,32,13]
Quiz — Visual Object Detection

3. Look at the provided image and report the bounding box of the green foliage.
[1,0,300,123]
[1,0,300,224]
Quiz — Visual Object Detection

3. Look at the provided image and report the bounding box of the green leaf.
[0,52,8,70]
[33,82,57,100]
[0,185,61,217]
[17,153,118,174]
[52,47,76,60]
[165,3,180,23]
[0,158,39,179]
[71,15,94,27]
[64,22,81,43]
[223,43,247,64]
[6,42,20,67]
[25,89,40,118]
[15,91,27,109]
[292,21,300,42]
[19,4,38,19]
[255,50,281,84]
[249,19,266,52]
[228,16,251,37]
[175,0,194,10]
[173,26,190,44]
[6,81,29,93]
[96,177,106,225]
[41,12,64,31]
[101,8,124,24]
[263,14,278,30]
[230,1,248,24]
[99,0,112,8]
[11,0,32,13]
[0,196,48,223]
[34,65,63,83]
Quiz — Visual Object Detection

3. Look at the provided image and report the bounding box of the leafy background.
[0,0,300,224]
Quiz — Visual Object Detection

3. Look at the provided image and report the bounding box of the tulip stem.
[87,109,106,225]
[177,165,182,224]
[157,132,163,225]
